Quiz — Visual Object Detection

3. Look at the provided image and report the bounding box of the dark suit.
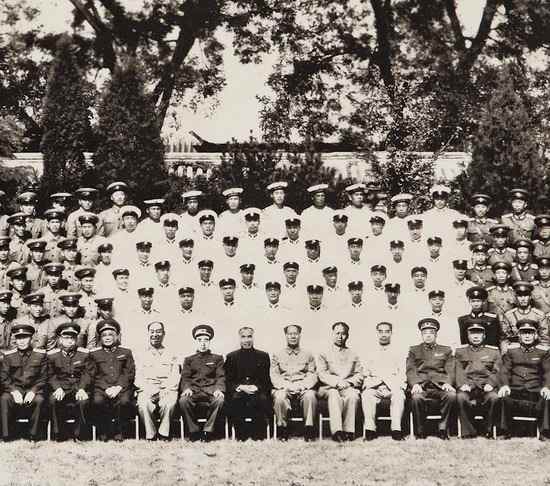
[406,342,456,436]
[47,347,93,439]
[178,350,225,435]
[224,347,271,439]
[458,313,500,347]
[0,347,47,439]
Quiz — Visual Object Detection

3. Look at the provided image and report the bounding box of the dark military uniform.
[178,347,225,438]
[224,347,271,440]
[48,345,92,440]
[487,248,515,267]
[486,285,516,316]
[458,312,500,347]
[501,213,536,243]
[532,281,550,314]
[467,265,495,288]
[467,218,498,244]
[89,343,135,440]
[533,240,550,260]
[499,342,550,435]
[511,262,539,284]
[501,307,548,348]
[406,320,456,438]
[0,345,47,440]
[455,344,501,437]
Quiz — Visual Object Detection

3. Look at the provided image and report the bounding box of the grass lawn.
[1,437,550,486]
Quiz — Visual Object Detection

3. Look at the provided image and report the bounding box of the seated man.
[135,321,180,441]
[224,326,271,440]
[455,323,501,439]
[0,324,47,441]
[317,322,363,442]
[178,324,225,442]
[407,318,456,439]
[270,324,318,441]
[47,322,92,441]
[89,319,135,442]
[498,319,550,440]
[361,321,406,441]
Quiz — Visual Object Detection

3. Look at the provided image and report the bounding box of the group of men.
[0,180,550,442]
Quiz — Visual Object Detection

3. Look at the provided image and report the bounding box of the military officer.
[152,213,182,263]
[224,326,271,440]
[281,261,302,308]
[239,208,265,260]
[13,292,50,349]
[42,209,65,263]
[532,257,550,314]
[77,213,106,266]
[271,324,318,441]
[16,191,45,238]
[533,214,550,259]
[135,321,180,441]
[467,193,497,244]
[194,259,218,302]
[0,290,15,350]
[262,181,297,238]
[343,183,372,236]
[0,237,13,288]
[407,318,456,439]
[25,239,48,291]
[422,184,463,237]
[467,242,495,288]
[66,188,104,237]
[498,319,550,440]
[446,259,474,316]
[38,262,67,318]
[501,188,536,243]
[487,225,515,266]
[178,324,225,442]
[110,205,143,264]
[180,190,203,233]
[57,238,79,291]
[47,322,92,441]
[447,219,471,260]
[324,212,350,257]
[235,264,262,305]
[99,181,129,237]
[455,323,501,438]
[458,286,500,347]
[486,262,516,316]
[218,187,244,236]
[511,239,538,283]
[501,281,548,352]
[75,267,98,320]
[125,287,162,353]
[50,192,72,213]
[48,293,94,349]
[6,265,30,316]
[301,183,334,238]
[89,319,136,441]
[0,324,47,441]
[195,210,219,257]
[137,198,165,238]
[278,217,304,263]
[95,243,114,291]
[386,193,413,240]
[7,212,30,264]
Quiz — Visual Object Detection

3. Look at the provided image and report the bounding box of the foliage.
[452,64,548,216]
[92,57,167,207]
[40,35,94,200]
[0,115,26,157]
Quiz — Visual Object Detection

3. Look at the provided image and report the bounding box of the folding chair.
[92,414,140,440]
[457,415,497,439]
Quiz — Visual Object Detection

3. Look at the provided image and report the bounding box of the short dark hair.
[147,321,165,332]
[376,321,393,331]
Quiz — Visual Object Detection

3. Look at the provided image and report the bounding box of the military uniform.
[501,306,548,348]
[458,312,500,347]
[511,262,539,284]
[501,213,536,243]
[486,285,516,316]
[533,239,550,260]
[467,265,495,288]
[532,281,550,314]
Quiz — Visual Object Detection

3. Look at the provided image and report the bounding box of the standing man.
[498,319,550,440]
[301,184,334,238]
[0,324,47,441]
[501,188,536,243]
[361,321,406,441]
[458,286,500,348]
[224,326,271,440]
[455,323,501,439]
[263,181,297,238]
[66,188,104,237]
[99,181,129,237]
[317,322,363,442]
[135,321,180,441]
[407,318,456,439]
[270,324,318,441]
[89,319,136,441]
[47,322,92,441]
[178,324,225,442]
[180,190,203,233]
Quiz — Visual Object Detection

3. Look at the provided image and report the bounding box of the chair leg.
[493,425,497,440]
[92,425,96,441]
[457,419,462,438]
[180,417,185,441]
[224,418,229,439]
[273,415,277,440]
[47,420,51,441]
[319,414,323,440]
[135,415,140,440]
[410,412,415,440]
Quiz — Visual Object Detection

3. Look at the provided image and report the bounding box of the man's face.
[371,271,386,287]
[81,223,95,238]
[517,294,530,307]
[312,192,326,208]
[377,324,392,345]
[349,288,362,303]
[519,330,536,346]
[246,219,260,234]
[0,301,10,314]
[226,195,240,211]
[180,245,193,259]
[284,268,298,284]
[137,248,150,264]
[540,226,550,240]
[15,335,32,351]
[493,236,507,248]
[80,276,95,293]
[13,223,25,237]
[221,284,235,300]
[223,242,238,257]
[186,198,199,215]
[332,324,349,347]
[64,304,79,318]
[421,328,437,345]
[47,274,61,287]
[433,196,447,210]
[196,335,210,353]
[28,302,42,318]
[164,225,178,239]
[111,190,126,206]
[473,251,487,265]
[156,268,170,284]
[115,274,129,290]
[0,249,8,261]
[332,220,347,234]
[241,270,254,285]
[148,323,164,348]
[79,198,93,211]
[323,272,337,288]
[122,215,137,232]
[412,271,426,288]
[20,203,35,216]
[59,334,77,352]
[179,293,194,309]
[468,330,485,346]
[147,206,162,221]
[266,287,280,303]
[469,298,484,312]
[494,269,509,285]
[199,266,212,281]
[272,189,285,206]
[516,248,530,263]
[100,329,117,347]
[98,307,113,319]
[454,268,467,280]
[428,244,441,258]
[348,243,362,259]
[308,291,323,307]
[454,226,467,240]
[371,222,384,236]
[200,220,215,236]
[99,252,112,265]
[11,277,26,292]
[240,329,254,349]
[511,199,527,213]
[264,244,278,259]
[139,293,153,309]
[473,203,488,218]
[386,290,399,305]
[30,250,45,263]
[306,247,320,260]
[285,326,301,347]
[409,227,422,240]
[350,192,363,207]
[390,246,403,261]
[286,225,300,240]
[539,266,550,281]
[47,219,62,234]
[394,202,409,217]
[429,296,444,312]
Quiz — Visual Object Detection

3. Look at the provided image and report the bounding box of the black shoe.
[415,433,426,440]
[113,433,123,442]
[29,435,39,443]
[277,427,288,441]
[345,432,355,441]
[484,432,494,440]
[202,431,214,442]
[364,430,377,441]
[498,433,511,440]
[73,438,83,443]
[158,434,170,442]
[146,436,157,442]
[304,426,315,442]
[332,431,344,443]
[540,434,549,442]
[98,433,108,442]
[188,432,202,442]
[438,430,449,440]
[461,434,477,440]
[391,431,404,441]
[54,434,65,443]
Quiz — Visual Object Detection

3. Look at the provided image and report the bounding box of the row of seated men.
[1,313,550,443]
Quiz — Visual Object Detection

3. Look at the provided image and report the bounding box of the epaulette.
[89,347,102,352]
[487,248,495,254]
[486,285,496,291]
[77,347,89,353]
[484,312,497,318]
[47,349,60,355]
[526,213,535,219]
[533,239,541,244]
[281,237,288,241]
[508,343,520,349]
[502,213,512,218]
[533,308,545,316]
[33,348,46,354]
[3,349,16,355]
[485,345,499,350]
[530,263,539,269]
[536,344,550,351]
